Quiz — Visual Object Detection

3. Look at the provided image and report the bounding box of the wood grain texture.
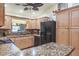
[0,3,4,26]
[56,10,69,28]
[56,28,69,46]
[70,29,79,56]
[10,36,34,49]
[70,7,79,28]
[56,5,79,55]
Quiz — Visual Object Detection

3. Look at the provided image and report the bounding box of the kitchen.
[0,3,79,56]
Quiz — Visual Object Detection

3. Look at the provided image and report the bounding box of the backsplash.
[0,29,11,36]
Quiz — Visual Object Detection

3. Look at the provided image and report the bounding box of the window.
[11,18,26,33]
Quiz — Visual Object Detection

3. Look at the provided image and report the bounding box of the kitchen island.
[0,43,22,56]
[0,41,73,56]
[22,42,73,56]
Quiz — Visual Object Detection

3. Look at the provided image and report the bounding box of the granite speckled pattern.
[0,43,22,56]
[22,42,73,56]
[0,42,73,56]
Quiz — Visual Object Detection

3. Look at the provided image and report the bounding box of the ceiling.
[5,3,58,19]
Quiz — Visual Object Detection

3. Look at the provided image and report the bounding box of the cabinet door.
[5,16,12,29]
[0,3,4,26]
[56,28,69,46]
[0,16,12,29]
[11,36,34,49]
[31,20,36,29]
[35,19,40,29]
[70,29,79,56]
[26,20,32,29]
[70,8,79,28]
[56,11,69,28]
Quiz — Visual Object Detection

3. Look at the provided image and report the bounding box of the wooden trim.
[54,5,79,13]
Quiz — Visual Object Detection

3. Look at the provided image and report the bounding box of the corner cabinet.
[0,3,4,26]
[56,6,79,55]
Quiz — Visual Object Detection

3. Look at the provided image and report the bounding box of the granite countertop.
[0,42,73,56]
[22,42,73,56]
[0,35,34,39]
[0,34,40,39]
[0,43,22,56]
[6,34,33,38]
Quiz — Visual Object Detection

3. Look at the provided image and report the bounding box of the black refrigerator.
[40,20,56,44]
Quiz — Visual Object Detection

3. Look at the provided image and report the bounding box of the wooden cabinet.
[34,19,40,29]
[56,5,79,55]
[56,11,69,28]
[0,16,12,29]
[56,10,69,46]
[31,20,36,29]
[70,29,79,56]
[56,29,69,46]
[26,20,32,29]
[0,3,4,26]
[26,19,40,29]
[70,7,79,28]
[11,36,34,49]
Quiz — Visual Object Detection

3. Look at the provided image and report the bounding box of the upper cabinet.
[31,19,40,29]
[56,10,69,28]
[5,16,12,29]
[35,19,40,29]
[70,7,79,28]
[0,3,4,26]
[26,20,32,29]
[26,19,40,29]
[0,16,12,29]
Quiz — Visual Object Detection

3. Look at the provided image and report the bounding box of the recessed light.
[19,10,23,13]
[32,12,35,15]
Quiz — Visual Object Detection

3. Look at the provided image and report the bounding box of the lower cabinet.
[56,28,69,46]
[11,36,34,49]
[70,29,79,56]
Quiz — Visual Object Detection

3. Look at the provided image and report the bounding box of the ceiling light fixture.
[15,3,43,11]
